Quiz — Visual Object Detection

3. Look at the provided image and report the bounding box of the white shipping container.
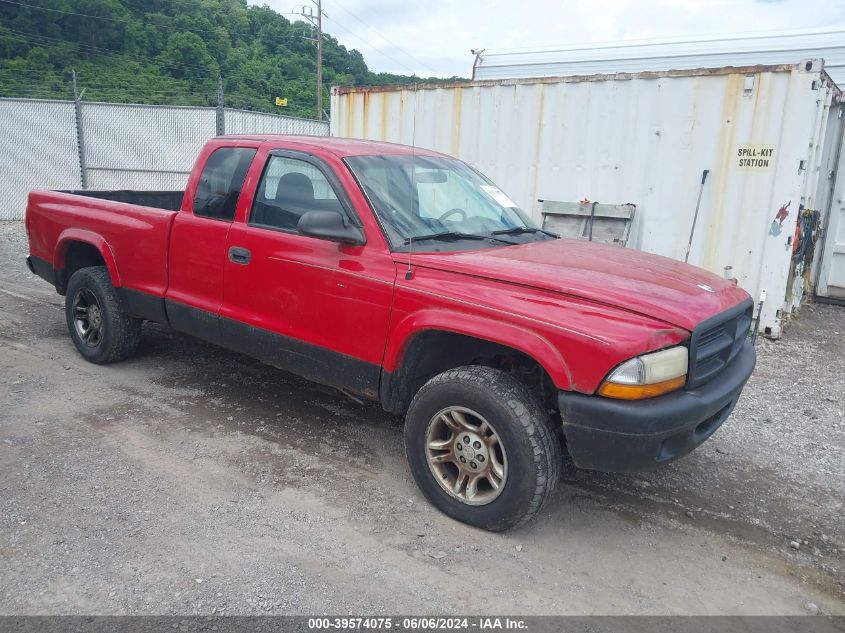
[331,61,844,336]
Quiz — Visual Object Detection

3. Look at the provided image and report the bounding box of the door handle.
[228,246,251,265]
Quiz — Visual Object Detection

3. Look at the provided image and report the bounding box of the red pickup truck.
[26,135,755,531]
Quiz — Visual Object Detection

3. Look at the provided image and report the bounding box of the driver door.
[220,150,395,398]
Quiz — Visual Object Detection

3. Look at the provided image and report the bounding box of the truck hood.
[403,239,750,331]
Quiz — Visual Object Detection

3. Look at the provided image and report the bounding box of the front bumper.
[558,340,756,472]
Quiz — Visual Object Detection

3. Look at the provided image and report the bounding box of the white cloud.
[251,0,845,77]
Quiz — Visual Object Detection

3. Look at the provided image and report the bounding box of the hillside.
[0,0,457,119]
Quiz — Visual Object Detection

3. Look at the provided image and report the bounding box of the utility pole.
[300,0,324,120]
[316,0,322,121]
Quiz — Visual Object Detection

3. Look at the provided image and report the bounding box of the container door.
[817,192,845,300]
[817,112,845,301]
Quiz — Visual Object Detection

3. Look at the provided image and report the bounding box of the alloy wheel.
[424,406,508,506]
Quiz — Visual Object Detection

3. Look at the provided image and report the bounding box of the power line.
[0,81,214,95]
[74,86,214,95]
[0,67,58,73]
[0,29,216,74]
[322,15,416,75]
[0,86,211,97]
[59,74,215,87]
[0,75,219,99]
[329,0,438,75]
[0,86,212,99]
[0,87,215,101]
[82,91,213,98]
[1,29,210,71]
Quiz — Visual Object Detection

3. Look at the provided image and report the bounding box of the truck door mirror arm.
[297,210,366,246]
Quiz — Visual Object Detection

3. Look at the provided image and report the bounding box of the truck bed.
[26,189,179,301]
[58,190,184,212]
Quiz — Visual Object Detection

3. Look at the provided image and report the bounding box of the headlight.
[597,346,688,400]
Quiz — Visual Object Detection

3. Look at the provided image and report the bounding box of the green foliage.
[159,32,218,79]
[0,0,461,118]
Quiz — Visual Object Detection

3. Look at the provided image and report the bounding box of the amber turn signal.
[597,375,687,400]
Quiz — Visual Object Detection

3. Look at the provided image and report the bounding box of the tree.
[158,32,217,79]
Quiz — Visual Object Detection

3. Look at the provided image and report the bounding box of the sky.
[250,0,845,78]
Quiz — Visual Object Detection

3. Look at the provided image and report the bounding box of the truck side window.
[250,156,342,232]
[193,147,256,221]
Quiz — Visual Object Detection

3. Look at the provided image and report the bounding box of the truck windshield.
[345,154,547,250]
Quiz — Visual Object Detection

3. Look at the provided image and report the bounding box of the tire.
[404,365,561,531]
[65,266,141,364]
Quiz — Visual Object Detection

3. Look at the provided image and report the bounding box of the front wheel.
[404,366,560,531]
[65,266,141,364]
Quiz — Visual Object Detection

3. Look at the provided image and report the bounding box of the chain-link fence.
[0,98,330,220]
[0,99,81,220]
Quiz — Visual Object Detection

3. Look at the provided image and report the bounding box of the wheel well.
[383,330,559,416]
[59,242,106,294]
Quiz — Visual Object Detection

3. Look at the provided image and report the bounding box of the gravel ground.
[0,220,843,615]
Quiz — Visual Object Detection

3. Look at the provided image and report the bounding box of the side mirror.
[297,210,366,246]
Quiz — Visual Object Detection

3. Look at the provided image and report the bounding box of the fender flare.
[54,229,122,288]
[383,308,573,390]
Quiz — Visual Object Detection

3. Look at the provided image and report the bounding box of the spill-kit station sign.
[737,144,776,169]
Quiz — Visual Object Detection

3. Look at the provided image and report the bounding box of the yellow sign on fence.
[275,97,288,107]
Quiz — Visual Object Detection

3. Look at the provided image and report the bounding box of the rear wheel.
[404,365,560,531]
[65,266,141,364]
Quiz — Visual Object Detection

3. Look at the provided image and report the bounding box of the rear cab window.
[193,147,257,221]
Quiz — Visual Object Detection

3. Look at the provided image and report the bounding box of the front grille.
[687,299,753,389]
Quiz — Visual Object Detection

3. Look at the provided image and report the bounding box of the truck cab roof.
[213,135,448,159]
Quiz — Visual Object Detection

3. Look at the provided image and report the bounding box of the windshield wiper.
[403,231,516,245]
[491,226,559,238]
